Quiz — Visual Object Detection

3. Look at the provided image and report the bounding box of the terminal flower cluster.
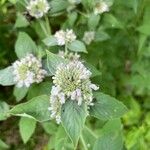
[94,1,109,15]
[58,50,80,61]
[12,54,47,88]
[54,29,76,46]
[49,60,99,123]
[83,31,95,45]
[27,0,50,18]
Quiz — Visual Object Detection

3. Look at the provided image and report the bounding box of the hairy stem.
[80,134,88,150]
[85,126,98,139]
[45,15,51,35]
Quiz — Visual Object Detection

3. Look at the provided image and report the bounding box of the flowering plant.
[0,0,137,149]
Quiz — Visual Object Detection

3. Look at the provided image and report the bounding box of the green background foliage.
[0,0,150,149]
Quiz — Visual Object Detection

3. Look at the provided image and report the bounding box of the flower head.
[12,54,47,88]
[94,1,109,15]
[49,61,99,123]
[54,29,76,46]
[27,0,50,18]
[83,31,95,45]
[58,50,80,61]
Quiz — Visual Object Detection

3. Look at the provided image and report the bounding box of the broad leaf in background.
[49,0,69,14]
[13,86,28,102]
[95,31,110,42]
[46,50,68,75]
[0,101,9,121]
[15,32,37,58]
[43,36,58,46]
[0,66,15,86]
[27,81,51,100]
[61,100,88,147]
[54,126,74,150]
[90,92,128,120]
[88,14,100,30]
[42,121,57,135]
[137,23,150,35]
[19,117,36,144]
[0,139,9,149]
[103,14,124,29]
[9,95,50,122]
[68,40,87,53]
[81,127,98,150]
[84,62,101,78]
[93,119,123,150]
[15,13,29,28]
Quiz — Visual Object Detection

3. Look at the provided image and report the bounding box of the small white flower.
[27,0,50,18]
[65,29,76,43]
[54,29,76,46]
[49,61,99,123]
[12,54,47,88]
[58,50,80,61]
[83,31,95,45]
[90,84,99,90]
[94,1,109,15]
[54,30,66,46]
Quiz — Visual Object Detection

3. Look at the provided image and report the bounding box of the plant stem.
[38,19,48,37]
[85,126,98,139]
[76,10,89,18]
[80,134,88,150]
[45,15,51,35]
[65,42,68,53]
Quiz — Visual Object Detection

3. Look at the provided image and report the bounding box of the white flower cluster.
[83,31,95,45]
[27,0,50,18]
[12,54,47,88]
[54,29,76,46]
[58,50,80,61]
[94,1,109,15]
[49,61,99,124]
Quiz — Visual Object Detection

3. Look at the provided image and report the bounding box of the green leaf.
[42,121,57,135]
[43,36,58,46]
[137,24,150,35]
[61,100,88,147]
[50,0,69,14]
[88,14,100,30]
[8,0,17,4]
[81,0,94,10]
[32,20,50,40]
[46,50,68,75]
[0,66,15,86]
[68,40,87,53]
[19,117,36,144]
[9,95,50,122]
[15,13,29,28]
[0,101,9,121]
[95,31,110,42]
[27,81,52,100]
[68,12,78,27]
[93,119,123,150]
[90,92,128,120]
[103,14,124,29]
[55,126,74,150]
[81,127,98,150]
[84,62,101,78]
[15,32,37,58]
[13,86,28,102]
[0,139,9,149]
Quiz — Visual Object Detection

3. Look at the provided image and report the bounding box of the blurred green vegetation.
[0,0,150,149]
